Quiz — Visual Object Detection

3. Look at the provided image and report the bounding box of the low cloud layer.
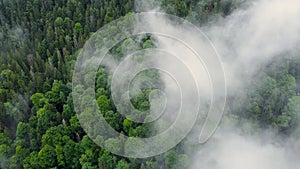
[207,0,300,88]
[132,0,300,167]
[190,127,300,169]
[189,0,300,168]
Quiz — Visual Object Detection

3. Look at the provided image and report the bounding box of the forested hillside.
[0,0,299,169]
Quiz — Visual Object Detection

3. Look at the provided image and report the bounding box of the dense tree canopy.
[0,0,299,168]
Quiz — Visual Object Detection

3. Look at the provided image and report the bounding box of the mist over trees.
[0,0,299,169]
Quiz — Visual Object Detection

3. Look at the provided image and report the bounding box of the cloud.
[206,0,300,88]
[77,0,299,159]
[131,0,300,166]
[127,0,300,159]
[188,0,300,168]
[190,127,300,169]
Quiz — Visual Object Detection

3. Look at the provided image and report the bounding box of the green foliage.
[104,138,121,154]
[98,151,117,169]
[0,0,298,169]
[30,93,47,111]
[277,96,300,132]
[37,104,58,134]
[23,152,39,169]
[116,159,130,169]
[165,150,189,169]
[233,56,300,133]
[38,144,57,168]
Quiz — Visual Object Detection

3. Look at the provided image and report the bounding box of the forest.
[0,0,299,168]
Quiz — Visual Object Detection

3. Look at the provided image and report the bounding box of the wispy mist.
[190,0,300,168]
[131,0,300,167]
[190,126,300,169]
[207,0,300,88]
